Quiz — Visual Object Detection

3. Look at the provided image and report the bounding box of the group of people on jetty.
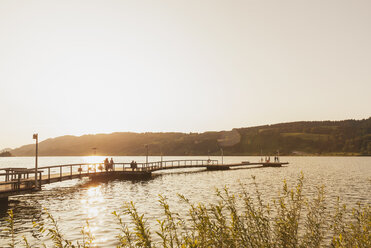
[102,158,139,171]
[130,160,138,171]
[260,156,280,163]
[103,158,114,171]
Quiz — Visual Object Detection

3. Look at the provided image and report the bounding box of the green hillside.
[10,118,371,156]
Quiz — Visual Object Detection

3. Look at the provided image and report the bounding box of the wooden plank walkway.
[0,159,288,200]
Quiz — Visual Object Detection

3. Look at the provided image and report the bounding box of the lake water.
[0,156,370,247]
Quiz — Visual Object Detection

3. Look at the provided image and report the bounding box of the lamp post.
[220,148,224,165]
[145,145,149,166]
[33,133,38,188]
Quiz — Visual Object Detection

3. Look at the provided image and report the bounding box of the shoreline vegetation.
[6,118,371,157]
[0,151,11,157]
[3,153,371,157]
[3,174,370,247]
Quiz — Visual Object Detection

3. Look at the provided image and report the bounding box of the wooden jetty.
[0,159,288,202]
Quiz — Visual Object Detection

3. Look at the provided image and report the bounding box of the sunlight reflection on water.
[0,156,370,247]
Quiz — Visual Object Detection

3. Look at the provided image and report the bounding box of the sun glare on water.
[80,185,108,246]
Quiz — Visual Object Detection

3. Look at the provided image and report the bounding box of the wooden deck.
[0,159,288,200]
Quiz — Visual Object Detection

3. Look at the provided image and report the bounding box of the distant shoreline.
[6,118,371,157]
[2,154,370,157]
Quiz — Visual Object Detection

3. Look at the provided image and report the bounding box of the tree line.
[9,118,371,156]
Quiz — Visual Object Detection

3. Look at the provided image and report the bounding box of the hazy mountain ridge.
[10,118,371,156]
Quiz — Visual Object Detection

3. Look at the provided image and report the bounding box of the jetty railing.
[134,159,219,171]
[0,159,218,192]
[108,159,219,172]
[0,170,43,192]
[35,159,219,176]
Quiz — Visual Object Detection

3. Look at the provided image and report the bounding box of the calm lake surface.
[0,156,370,247]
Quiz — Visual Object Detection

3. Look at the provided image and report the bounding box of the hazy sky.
[1,0,370,149]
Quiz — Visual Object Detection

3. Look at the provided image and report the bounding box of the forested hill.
[10,118,371,156]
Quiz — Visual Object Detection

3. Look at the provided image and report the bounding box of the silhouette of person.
[104,158,109,171]
[110,158,114,171]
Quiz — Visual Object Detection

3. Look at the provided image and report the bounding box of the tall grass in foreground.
[3,174,370,247]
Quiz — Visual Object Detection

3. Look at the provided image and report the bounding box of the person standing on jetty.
[104,158,109,171]
[109,158,114,171]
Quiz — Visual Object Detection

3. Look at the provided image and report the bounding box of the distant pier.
[0,159,288,202]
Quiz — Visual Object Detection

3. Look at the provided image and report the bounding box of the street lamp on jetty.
[145,144,149,166]
[220,148,224,165]
[33,133,38,189]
